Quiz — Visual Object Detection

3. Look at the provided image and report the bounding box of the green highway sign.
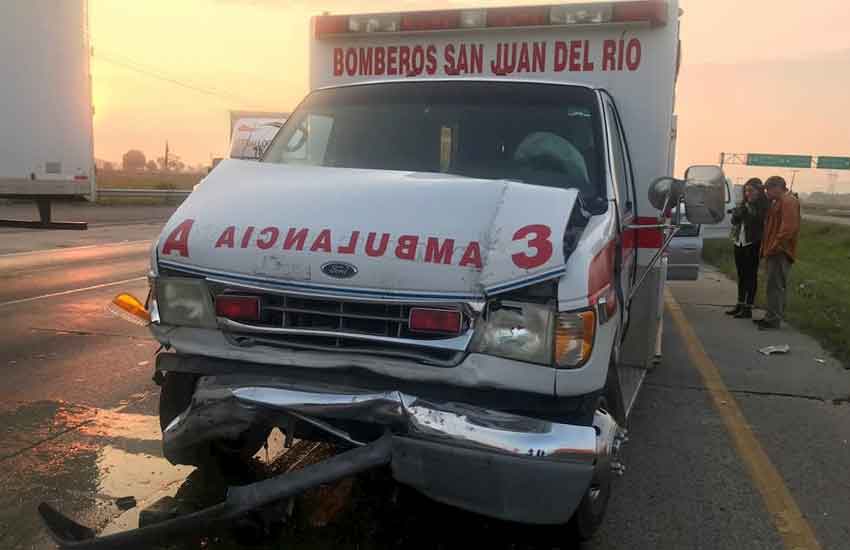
[746,153,812,168]
[816,156,850,170]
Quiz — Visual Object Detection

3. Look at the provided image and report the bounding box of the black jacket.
[731,197,768,245]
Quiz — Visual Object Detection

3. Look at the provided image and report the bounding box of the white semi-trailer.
[0,0,94,229]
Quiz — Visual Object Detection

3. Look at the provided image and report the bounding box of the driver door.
[603,96,638,328]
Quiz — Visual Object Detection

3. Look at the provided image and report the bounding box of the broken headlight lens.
[471,301,555,365]
[154,277,217,328]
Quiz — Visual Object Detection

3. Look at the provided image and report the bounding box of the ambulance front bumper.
[39,355,623,548]
[158,365,622,526]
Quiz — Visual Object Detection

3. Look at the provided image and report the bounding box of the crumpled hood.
[157,160,578,300]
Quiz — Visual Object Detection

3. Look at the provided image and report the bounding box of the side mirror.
[682,165,727,225]
[648,176,684,212]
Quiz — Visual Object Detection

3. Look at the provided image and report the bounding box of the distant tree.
[157,154,183,172]
[122,149,146,172]
[146,160,158,172]
[103,161,115,172]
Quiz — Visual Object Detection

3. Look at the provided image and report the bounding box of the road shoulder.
[668,268,850,549]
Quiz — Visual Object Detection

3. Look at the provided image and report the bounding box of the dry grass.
[96,171,202,190]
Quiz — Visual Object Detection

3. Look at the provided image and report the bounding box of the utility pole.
[827,172,838,195]
[789,169,799,190]
[164,141,170,173]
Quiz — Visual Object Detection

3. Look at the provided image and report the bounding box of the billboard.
[228,110,289,160]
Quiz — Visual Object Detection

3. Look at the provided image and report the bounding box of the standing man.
[756,176,801,330]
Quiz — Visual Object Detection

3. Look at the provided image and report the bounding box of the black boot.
[726,303,743,316]
[734,305,752,319]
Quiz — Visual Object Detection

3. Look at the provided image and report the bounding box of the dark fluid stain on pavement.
[0,400,189,550]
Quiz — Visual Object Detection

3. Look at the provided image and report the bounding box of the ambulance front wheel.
[567,477,611,542]
[565,393,615,542]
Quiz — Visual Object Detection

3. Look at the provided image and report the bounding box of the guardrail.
[98,188,192,198]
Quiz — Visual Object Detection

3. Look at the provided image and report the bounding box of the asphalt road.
[1,220,848,549]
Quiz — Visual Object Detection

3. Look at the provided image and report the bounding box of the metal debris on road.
[115,496,137,511]
[759,344,791,356]
[139,496,181,527]
[814,358,826,364]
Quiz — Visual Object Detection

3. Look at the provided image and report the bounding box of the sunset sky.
[90,0,850,191]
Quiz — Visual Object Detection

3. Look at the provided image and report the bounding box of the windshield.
[263,81,605,200]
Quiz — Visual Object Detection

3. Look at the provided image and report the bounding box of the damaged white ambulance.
[40,1,727,547]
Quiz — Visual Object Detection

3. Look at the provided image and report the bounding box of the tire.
[564,389,619,543]
[566,460,612,542]
[158,372,198,431]
[211,425,271,467]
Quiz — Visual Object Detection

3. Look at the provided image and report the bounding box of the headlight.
[555,309,596,368]
[471,301,555,365]
[154,277,217,328]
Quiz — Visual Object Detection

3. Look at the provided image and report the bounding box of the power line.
[94,50,253,105]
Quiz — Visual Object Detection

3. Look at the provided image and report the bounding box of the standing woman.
[726,178,769,318]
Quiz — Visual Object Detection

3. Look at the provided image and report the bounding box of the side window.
[605,103,633,214]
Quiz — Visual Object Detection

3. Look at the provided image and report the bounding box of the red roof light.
[401,12,461,31]
[314,15,349,38]
[487,6,549,28]
[313,2,669,39]
[612,1,668,26]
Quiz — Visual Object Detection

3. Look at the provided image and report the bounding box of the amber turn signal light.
[108,293,151,326]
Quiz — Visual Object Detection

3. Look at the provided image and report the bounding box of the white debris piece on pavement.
[759,344,791,356]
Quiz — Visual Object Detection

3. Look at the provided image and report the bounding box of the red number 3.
[512,224,553,269]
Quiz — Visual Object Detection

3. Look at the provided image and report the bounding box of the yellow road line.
[665,290,821,550]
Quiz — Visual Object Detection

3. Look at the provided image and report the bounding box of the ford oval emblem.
[321,261,358,279]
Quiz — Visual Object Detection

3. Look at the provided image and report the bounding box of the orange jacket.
[761,192,800,261]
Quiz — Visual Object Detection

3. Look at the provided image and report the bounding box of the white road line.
[0,240,153,258]
[0,277,147,308]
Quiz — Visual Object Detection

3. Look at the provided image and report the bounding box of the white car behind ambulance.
[39,2,727,547]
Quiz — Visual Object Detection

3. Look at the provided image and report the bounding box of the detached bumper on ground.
[39,434,393,550]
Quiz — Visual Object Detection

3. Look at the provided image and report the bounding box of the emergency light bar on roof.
[315,1,668,38]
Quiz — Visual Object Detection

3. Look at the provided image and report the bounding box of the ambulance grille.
[218,290,469,366]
